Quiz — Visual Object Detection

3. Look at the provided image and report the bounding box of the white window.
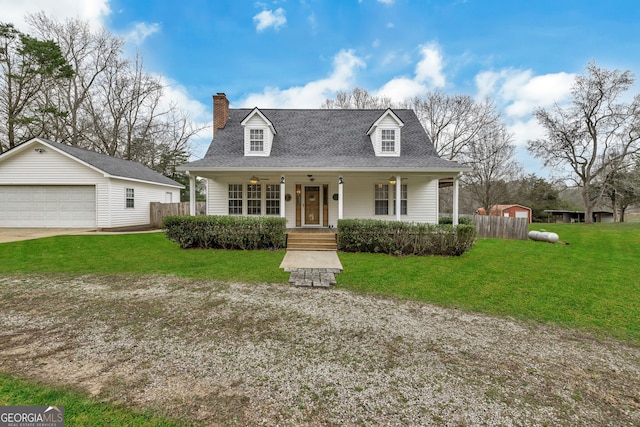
[393,184,408,215]
[125,188,134,208]
[250,129,264,152]
[374,184,389,215]
[247,184,261,215]
[381,129,395,152]
[265,184,280,215]
[228,184,243,215]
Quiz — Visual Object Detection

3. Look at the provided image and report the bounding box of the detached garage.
[0,138,183,229]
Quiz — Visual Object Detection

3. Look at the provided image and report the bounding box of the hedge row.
[163,216,286,250]
[337,219,476,256]
[438,216,473,225]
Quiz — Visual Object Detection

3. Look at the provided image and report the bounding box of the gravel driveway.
[1,274,638,426]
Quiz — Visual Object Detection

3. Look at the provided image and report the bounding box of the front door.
[304,186,320,225]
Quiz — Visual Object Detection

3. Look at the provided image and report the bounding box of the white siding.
[0,143,105,184]
[207,179,228,215]
[107,179,180,228]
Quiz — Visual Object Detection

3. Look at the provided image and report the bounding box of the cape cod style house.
[178,93,471,228]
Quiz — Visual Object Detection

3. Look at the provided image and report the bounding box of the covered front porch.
[188,171,465,227]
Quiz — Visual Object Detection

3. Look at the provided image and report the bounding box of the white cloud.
[475,68,576,153]
[0,0,111,31]
[253,8,287,32]
[476,68,575,118]
[378,0,395,4]
[375,43,445,102]
[124,22,161,45]
[376,78,430,102]
[414,43,446,88]
[238,49,365,108]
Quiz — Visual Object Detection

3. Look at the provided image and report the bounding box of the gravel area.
[0,274,639,426]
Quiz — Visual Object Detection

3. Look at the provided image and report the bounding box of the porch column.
[280,176,286,218]
[338,176,344,220]
[189,173,196,216]
[395,175,401,221]
[452,174,460,226]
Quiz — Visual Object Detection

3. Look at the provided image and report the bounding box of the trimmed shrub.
[163,216,286,250]
[438,216,472,225]
[338,218,476,256]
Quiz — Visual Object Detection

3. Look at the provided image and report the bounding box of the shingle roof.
[38,138,183,187]
[180,109,470,172]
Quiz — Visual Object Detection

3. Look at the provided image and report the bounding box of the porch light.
[338,176,344,185]
[280,176,285,184]
[296,187,301,195]
[389,176,397,185]
[249,176,259,184]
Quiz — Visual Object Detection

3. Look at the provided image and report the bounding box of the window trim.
[228,184,243,215]
[125,188,134,209]
[381,129,395,152]
[247,184,262,215]
[265,184,280,216]
[249,128,264,153]
[374,184,389,215]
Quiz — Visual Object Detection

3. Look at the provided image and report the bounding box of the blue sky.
[3,0,640,175]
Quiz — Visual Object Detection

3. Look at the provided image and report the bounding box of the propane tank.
[528,230,559,243]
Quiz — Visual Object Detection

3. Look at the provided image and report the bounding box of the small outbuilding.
[0,138,183,229]
[476,204,532,223]
[544,209,614,223]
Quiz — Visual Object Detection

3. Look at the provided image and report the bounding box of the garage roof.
[3,138,183,188]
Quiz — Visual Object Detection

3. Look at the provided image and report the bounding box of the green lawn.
[0,374,195,427]
[1,224,638,425]
[0,223,638,344]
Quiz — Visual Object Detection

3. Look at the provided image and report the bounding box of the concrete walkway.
[279,251,343,288]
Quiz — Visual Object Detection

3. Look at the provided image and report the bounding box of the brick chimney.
[213,93,229,137]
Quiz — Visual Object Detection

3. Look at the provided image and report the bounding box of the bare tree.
[27,13,124,147]
[462,124,522,213]
[321,87,392,109]
[528,62,640,223]
[400,92,500,161]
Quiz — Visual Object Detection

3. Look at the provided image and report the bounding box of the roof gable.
[366,108,404,135]
[240,108,277,134]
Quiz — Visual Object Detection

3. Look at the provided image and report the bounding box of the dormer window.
[367,108,404,157]
[381,129,396,152]
[250,129,264,152]
[241,108,276,156]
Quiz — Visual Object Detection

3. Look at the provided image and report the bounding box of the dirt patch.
[1,274,638,426]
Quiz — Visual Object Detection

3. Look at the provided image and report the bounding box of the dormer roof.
[241,108,277,134]
[366,108,404,135]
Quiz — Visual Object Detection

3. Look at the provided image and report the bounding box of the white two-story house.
[178,93,471,228]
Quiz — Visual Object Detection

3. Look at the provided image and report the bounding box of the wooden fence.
[150,202,206,228]
[472,215,529,240]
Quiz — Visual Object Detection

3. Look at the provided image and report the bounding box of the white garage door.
[0,186,96,227]
[515,211,529,219]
